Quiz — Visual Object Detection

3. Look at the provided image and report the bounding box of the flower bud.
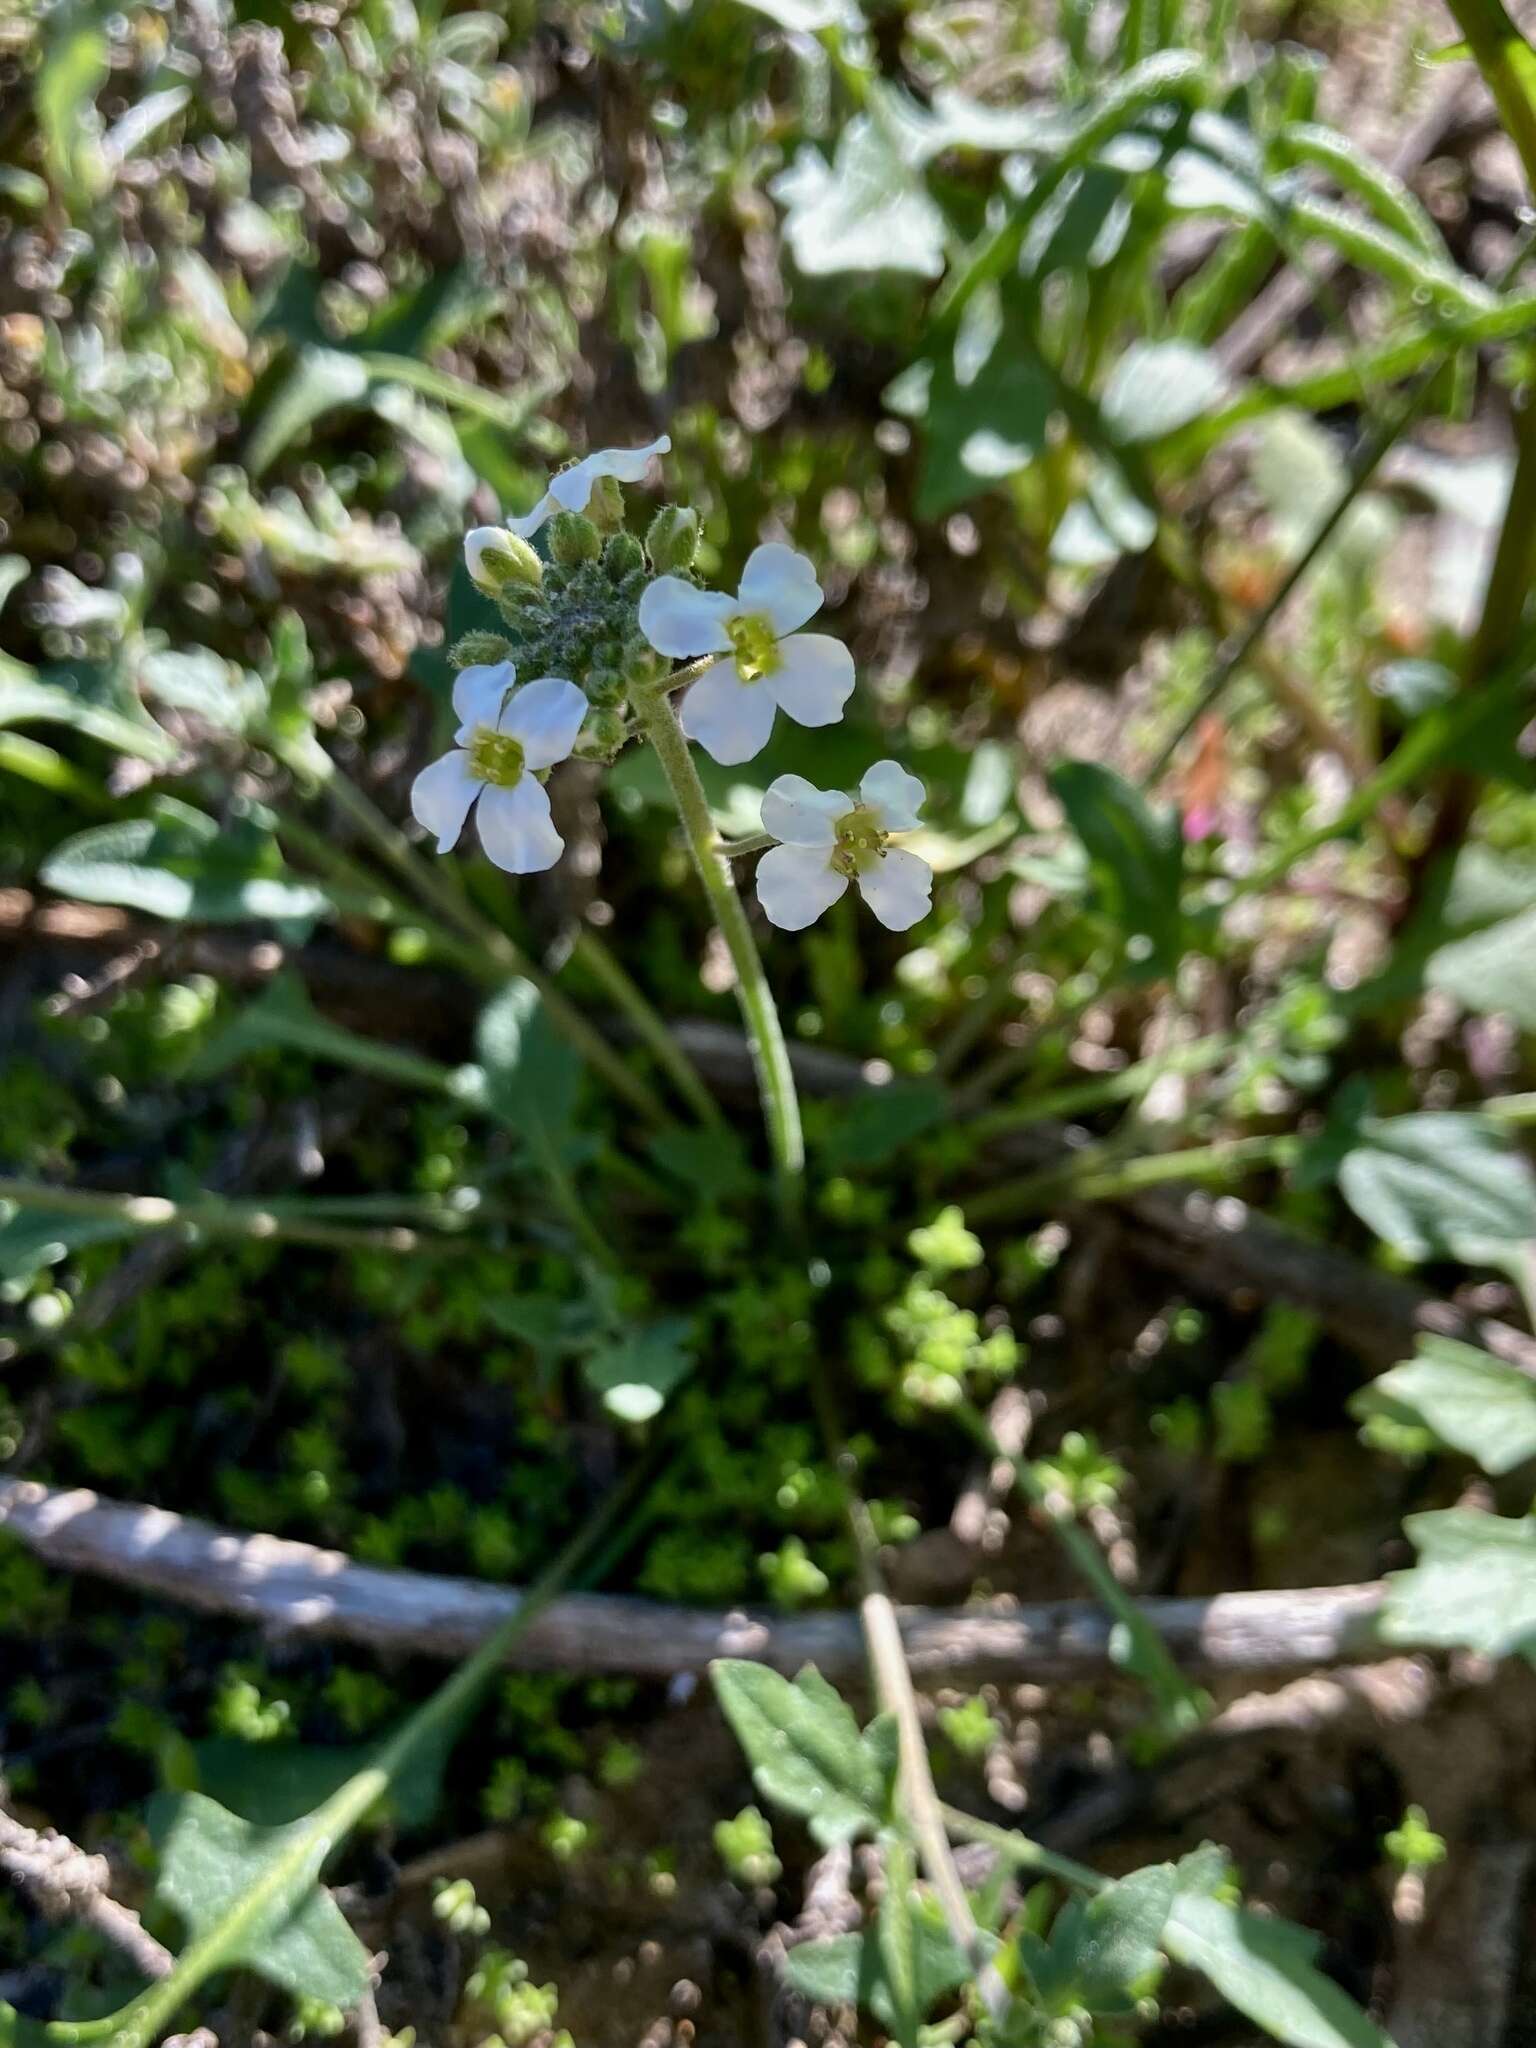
[549,510,601,566]
[587,666,625,706]
[451,630,515,669]
[603,531,645,582]
[586,474,625,531]
[464,525,543,595]
[575,708,626,758]
[646,505,699,574]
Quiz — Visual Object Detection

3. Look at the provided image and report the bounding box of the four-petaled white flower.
[500,436,672,541]
[638,542,855,765]
[410,663,588,874]
[756,761,932,932]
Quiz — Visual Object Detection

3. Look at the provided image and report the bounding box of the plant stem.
[284,746,668,1127]
[963,1132,1299,1224]
[952,1399,1206,1735]
[631,686,804,1203]
[569,928,723,1128]
[970,1033,1231,1142]
[0,1177,467,1257]
[938,1804,1107,1896]
[636,680,979,1960]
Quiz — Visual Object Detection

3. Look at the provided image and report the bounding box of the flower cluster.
[413,438,932,933]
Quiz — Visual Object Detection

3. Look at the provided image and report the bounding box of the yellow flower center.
[832,805,888,877]
[468,726,526,788]
[726,612,781,683]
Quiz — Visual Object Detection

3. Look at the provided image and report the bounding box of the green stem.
[0,1177,467,1257]
[952,1399,1206,1735]
[284,746,668,1128]
[937,1804,1107,1896]
[631,686,804,1202]
[570,928,724,1128]
[970,1034,1231,1142]
[963,1133,1299,1224]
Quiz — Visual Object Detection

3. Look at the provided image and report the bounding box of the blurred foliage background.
[5,0,1536,2043]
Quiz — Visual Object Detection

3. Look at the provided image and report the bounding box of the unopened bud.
[576,708,626,758]
[586,474,625,532]
[646,505,700,574]
[603,531,645,582]
[549,510,601,566]
[464,525,543,594]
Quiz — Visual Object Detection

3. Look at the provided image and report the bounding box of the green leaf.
[1051,760,1184,977]
[894,282,1055,519]
[36,16,108,203]
[646,1126,756,1200]
[710,1662,894,1847]
[148,1790,370,2007]
[191,973,446,1091]
[1381,1507,1536,1662]
[815,1082,947,1170]
[772,114,946,279]
[1425,853,1536,1026]
[583,1317,695,1424]
[1165,1893,1397,2048]
[1351,1336,1536,1474]
[137,647,266,735]
[474,978,581,1155]
[1099,342,1226,444]
[193,1735,444,1832]
[1336,1112,1536,1264]
[0,678,176,763]
[1075,1864,1176,2002]
[781,1907,973,2031]
[244,347,371,477]
[0,1207,139,1287]
[783,1933,865,2004]
[40,808,331,925]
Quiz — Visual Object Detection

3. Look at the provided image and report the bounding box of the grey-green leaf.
[149,1791,370,2008]
[41,811,331,925]
[711,1662,892,1847]
[772,116,946,278]
[1336,1113,1536,1263]
[1100,342,1227,444]
[1381,1508,1536,1663]
[583,1317,695,1424]
[1165,1893,1397,2048]
[1051,760,1184,977]
[1351,1336,1536,1475]
[475,978,581,1153]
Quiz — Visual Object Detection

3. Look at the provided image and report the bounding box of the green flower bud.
[622,637,661,688]
[587,667,625,706]
[549,511,601,566]
[575,708,627,758]
[586,474,626,531]
[646,504,700,574]
[464,525,543,595]
[450,630,514,670]
[603,531,646,582]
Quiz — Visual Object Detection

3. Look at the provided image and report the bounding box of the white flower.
[638,542,855,765]
[410,662,588,874]
[504,436,672,540]
[755,761,932,932]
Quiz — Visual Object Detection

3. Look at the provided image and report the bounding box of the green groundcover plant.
[5,0,1536,2043]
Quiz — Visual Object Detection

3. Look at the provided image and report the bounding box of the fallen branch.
[0,1791,173,1981]
[0,1479,1387,1680]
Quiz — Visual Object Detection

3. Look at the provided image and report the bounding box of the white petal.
[857,846,933,931]
[859,759,925,833]
[638,575,734,658]
[475,776,564,874]
[761,773,843,850]
[755,844,848,931]
[464,526,510,584]
[453,661,516,739]
[547,434,672,513]
[737,543,823,636]
[679,659,779,765]
[410,749,480,854]
[504,489,559,541]
[500,676,588,770]
[764,633,855,729]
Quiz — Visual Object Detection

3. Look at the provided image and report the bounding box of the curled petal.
[501,676,588,770]
[475,776,564,874]
[761,773,844,849]
[503,490,559,541]
[453,661,517,739]
[638,575,735,658]
[679,659,778,765]
[410,749,481,854]
[756,843,848,931]
[856,846,933,932]
[737,543,824,636]
[764,633,855,729]
[859,759,925,834]
[547,435,672,514]
[464,526,509,584]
